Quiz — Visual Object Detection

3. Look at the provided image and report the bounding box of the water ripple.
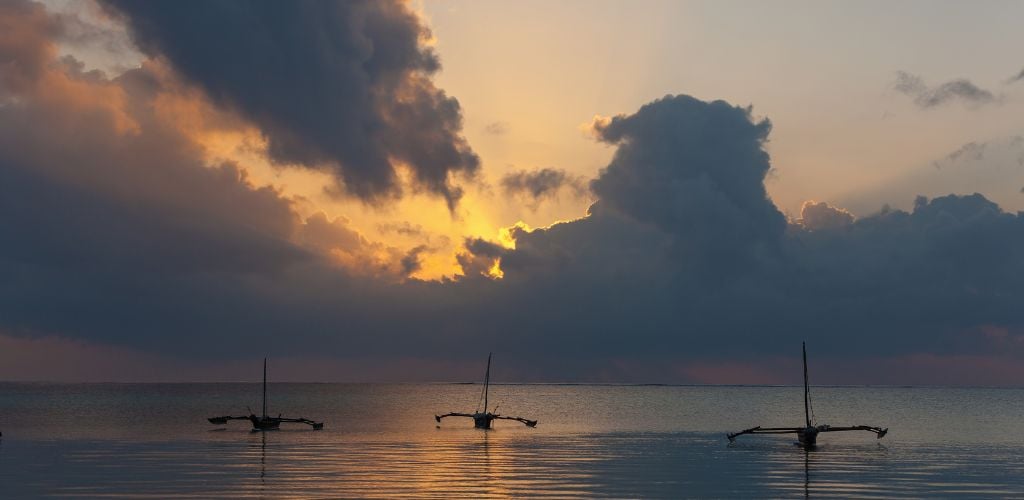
[2,384,1024,497]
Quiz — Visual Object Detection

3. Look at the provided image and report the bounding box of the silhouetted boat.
[435,353,537,429]
[727,342,887,448]
[207,358,323,431]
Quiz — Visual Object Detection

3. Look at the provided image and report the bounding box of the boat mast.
[484,352,492,413]
[802,342,810,427]
[262,357,268,419]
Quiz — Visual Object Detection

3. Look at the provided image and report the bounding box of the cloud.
[455,237,510,279]
[400,245,429,276]
[483,121,509,135]
[1008,67,1024,84]
[588,95,786,266]
[893,71,998,108]
[798,201,854,230]
[845,135,1024,214]
[378,221,426,238]
[944,141,986,165]
[376,221,451,252]
[295,212,423,280]
[100,0,479,210]
[3,3,1024,383]
[462,95,1024,369]
[500,167,587,208]
[47,2,140,74]
[0,1,439,357]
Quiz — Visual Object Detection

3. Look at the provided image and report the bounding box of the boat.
[207,358,323,431]
[435,353,537,429]
[727,342,887,448]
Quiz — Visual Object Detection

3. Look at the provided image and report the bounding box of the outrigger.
[435,353,537,429]
[207,358,323,431]
[727,342,887,448]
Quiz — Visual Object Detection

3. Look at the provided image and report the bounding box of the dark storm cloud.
[101,0,479,210]
[0,4,302,276]
[0,1,443,358]
[500,167,587,206]
[893,71,997,108]
[0,3,302,347]
[4,1,1024,382]
[588,95,786,267]
[460,95,1024,366]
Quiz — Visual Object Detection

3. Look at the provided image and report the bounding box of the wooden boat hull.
[797,427,818,448]
[250,415,281,431]
[473,413,493,429]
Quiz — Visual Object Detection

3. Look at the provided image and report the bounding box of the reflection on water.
[3,432,1024,498]
[1,384,1024,497]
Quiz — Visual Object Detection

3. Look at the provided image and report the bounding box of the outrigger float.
[208,358,323,431]
[727,342,887,448]
[435,353,537,429]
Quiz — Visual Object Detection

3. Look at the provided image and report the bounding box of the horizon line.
[2,380,1023,390]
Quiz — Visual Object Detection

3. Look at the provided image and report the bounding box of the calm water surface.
[1,383,1023,497]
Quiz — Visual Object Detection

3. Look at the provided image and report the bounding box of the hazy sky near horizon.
[1,0,1023,384]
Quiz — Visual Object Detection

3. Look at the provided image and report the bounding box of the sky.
[1,0,1023,384]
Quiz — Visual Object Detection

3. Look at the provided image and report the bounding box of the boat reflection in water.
[2,384,1024,497]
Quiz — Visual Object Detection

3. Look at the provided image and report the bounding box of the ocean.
[1,383,1023,498]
